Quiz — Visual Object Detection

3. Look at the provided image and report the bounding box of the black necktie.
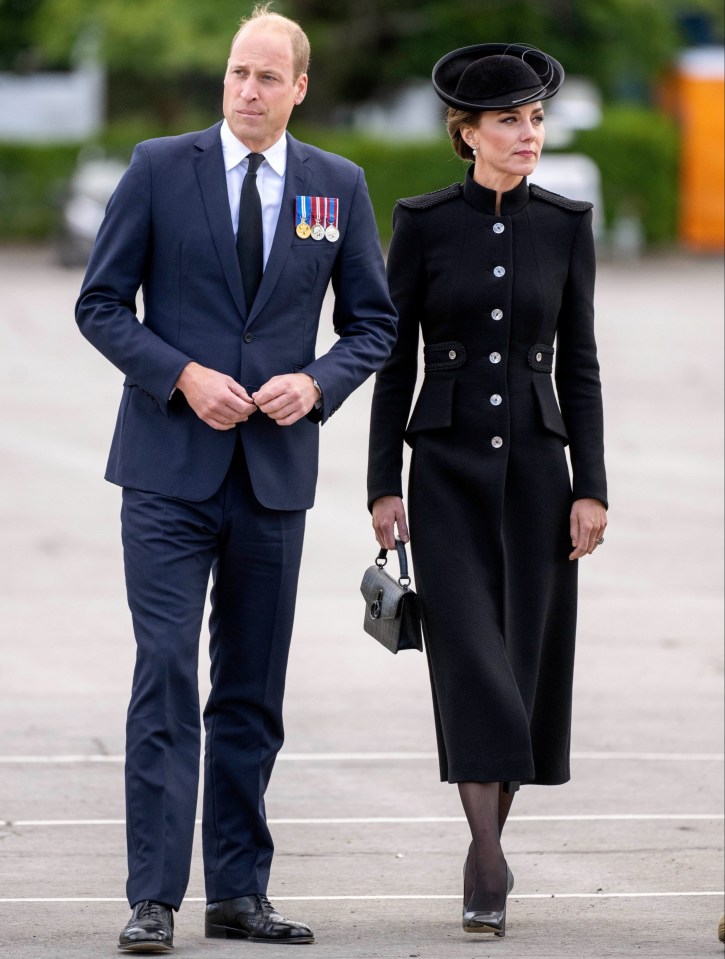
[236,152,264,310]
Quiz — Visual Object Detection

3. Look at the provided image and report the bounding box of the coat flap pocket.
[405,375,455,437]
[532,377,569,444]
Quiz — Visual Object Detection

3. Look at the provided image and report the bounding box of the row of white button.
[491,223,506,449]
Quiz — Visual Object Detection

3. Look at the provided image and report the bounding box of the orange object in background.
[674,48,724,252]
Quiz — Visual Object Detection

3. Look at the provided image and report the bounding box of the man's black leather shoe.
[119,900,174,953]
[205,895,314,943]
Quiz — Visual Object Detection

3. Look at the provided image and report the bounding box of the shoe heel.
[205,922,252,941]
[495,903,507,937]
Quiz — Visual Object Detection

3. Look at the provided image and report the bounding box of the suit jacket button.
[243,332,254,343]
[491,436,503,448]
[536,351,543,362]
[448,349,457,360]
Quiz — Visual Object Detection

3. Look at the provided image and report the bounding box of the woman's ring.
[596,537,605,546]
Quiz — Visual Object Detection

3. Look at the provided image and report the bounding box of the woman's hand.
[569,498,607,560]
[371,496,409,551]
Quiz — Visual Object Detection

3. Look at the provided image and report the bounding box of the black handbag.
[360,540,423,654]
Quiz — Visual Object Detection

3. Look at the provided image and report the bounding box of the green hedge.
[570,106,679,246]
[0,105,678,245]
[0,143,78,239]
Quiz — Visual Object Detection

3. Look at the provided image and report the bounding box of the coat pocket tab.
[423,341,467,371]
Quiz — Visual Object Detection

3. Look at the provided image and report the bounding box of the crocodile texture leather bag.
[360,540,422,654]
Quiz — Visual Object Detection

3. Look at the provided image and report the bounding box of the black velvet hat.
[432,42,564,110]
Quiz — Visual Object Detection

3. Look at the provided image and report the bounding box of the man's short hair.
[231,3,311,80]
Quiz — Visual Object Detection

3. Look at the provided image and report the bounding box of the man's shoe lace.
[137,900,168,922]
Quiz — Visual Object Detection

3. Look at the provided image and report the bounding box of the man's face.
[223,23,307,151]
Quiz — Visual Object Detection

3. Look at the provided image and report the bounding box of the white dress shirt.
[220,120,286,268]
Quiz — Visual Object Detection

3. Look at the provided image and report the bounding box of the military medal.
[325,196,340,242]
[310,195,325,240]
[295,195,311,239]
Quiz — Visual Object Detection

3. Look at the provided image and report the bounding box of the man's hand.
[569,497,607,560]
[175,362,256,430]
[371,495,409,551]
[253,373,319,426]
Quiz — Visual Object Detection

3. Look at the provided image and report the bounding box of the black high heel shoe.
[462,861,514,936]
[462,856,514,910]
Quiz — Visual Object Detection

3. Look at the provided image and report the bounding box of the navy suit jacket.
[76,123,397,509]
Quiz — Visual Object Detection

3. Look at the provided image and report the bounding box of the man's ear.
[294,74,308,106]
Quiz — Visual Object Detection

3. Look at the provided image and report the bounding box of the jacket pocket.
[404,375,455,441]
[122,377,158,406]
[532,377,569,444]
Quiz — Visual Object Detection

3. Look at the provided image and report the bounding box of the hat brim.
[432,42,564,110]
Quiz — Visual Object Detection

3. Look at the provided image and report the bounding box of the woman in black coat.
[367,43,608,937]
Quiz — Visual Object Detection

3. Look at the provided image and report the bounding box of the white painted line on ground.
[0,750,722,764]
[0,892,722,904]
[2,813,722,828]
[572,751,724,761]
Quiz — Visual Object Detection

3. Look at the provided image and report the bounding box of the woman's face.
[465,101,545,188]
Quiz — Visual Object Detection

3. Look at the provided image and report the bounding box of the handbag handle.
[375,539,412,589]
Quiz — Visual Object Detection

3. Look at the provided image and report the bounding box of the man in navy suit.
[76,5,396,951]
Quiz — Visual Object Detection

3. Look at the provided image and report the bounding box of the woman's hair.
[231,3,311,79]
[446,107,483,162]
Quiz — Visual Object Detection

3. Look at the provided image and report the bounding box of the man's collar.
[220,120,287,177]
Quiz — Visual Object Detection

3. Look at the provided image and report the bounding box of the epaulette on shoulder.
[530,183,593,212]
[397,183,462,210]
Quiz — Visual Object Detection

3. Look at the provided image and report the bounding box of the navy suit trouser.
[120,440,306,909]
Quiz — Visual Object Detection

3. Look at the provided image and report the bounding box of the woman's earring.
[472,146,477,157]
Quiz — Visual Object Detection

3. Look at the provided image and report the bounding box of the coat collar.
[193,122,247,318]
[463,167,530,216]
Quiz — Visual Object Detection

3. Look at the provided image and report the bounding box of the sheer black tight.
[460,782,516,911]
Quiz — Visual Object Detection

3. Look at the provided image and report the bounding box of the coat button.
[491,436,503,448]
[491,309,503,321]
[243,332,254,343]
[493,222,505,234]
[536,351,543,362]
[490,394,502,406]
[448,349,457,360]
[489,352,501,364]
[493,266,506,277]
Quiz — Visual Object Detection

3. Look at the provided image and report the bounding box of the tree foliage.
[0,0,45,70]
[10,0,725,121]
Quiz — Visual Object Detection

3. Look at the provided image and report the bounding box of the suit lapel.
[246,133,310,326]
[193,123,248,320]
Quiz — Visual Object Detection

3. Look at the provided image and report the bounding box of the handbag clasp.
[370,589,384,619]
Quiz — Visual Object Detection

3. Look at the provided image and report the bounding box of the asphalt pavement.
[0,245,723,958]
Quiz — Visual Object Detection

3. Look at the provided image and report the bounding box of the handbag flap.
[360,565,406,620]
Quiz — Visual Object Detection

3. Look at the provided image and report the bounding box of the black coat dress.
[367,171,607,786]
